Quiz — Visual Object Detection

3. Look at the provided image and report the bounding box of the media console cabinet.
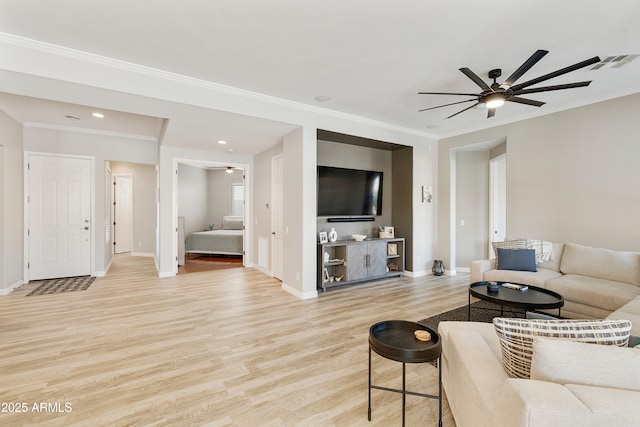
[317,238,405,291]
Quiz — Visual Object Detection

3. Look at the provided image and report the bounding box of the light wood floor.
[1,255,470,426]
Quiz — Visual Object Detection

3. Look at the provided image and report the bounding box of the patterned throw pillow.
[492,239,527,267]
[493,318,632,378]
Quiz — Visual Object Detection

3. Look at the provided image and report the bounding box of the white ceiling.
[0,0,639,153]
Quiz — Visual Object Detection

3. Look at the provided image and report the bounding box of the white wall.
[177,163,208,236]
[0,109,23,294]
[110,161,157,256]
[207,168,244,226]
[455,150,489,268]
[438,92,640,271]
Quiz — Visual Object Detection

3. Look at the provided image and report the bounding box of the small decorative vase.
[432,260,445,276]
[328,228,338,242]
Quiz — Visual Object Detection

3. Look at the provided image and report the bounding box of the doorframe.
[489,153,507,257]
[171,158,252,276]
[112,173,133,254]
[23,152,95,282]
[270,153,283,280]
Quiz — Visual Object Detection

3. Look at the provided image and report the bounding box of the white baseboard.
[281,282,318,300]
[94,259,113,278]
[131,252,155,257]
[158,271,175,278]
[253,264,273,277]
[0,279,24,296]
[403,270,430,278]
[456,267,470,273]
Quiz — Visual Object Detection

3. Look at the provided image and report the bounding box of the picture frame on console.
[384,226,395,238]
[319,231,328,243]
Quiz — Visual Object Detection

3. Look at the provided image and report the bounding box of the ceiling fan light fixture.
[485,95,505,109]
[226,166,234,174]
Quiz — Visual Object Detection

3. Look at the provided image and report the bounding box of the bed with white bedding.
[184,216,244,256]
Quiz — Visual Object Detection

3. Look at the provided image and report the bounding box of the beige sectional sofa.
[439,242,640,426]
[470,242,640,335]
[439,321,640,427]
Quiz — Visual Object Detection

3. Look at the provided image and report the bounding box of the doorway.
[489,154,507,256]
[113,174,133,254]
[175,161,248,275]
[26,153,92,280]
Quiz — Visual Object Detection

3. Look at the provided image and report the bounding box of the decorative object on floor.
[418,49,600,119]
[27,276,95,296]
[418,300,505,331]
[432,259,445,276]
[328,227,338,242]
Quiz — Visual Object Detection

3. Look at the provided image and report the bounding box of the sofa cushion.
[484,267,562,288]
[560,243,640,287]
[607,296,640,336]
[493,318,632,379]
[537,242,565,272]
[531,338,640,391]
[546,274,640,312]
[497,248,537,272]
[492,239,528,267]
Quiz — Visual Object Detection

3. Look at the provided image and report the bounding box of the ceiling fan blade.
[512,81,592,96]
[418,91,479,96]
[510,56,601,92]
[501,50,548,88]
[506,97,545,107]
[487,108,496,118]
[447,102,481,119]
[419,98,477,112]
[459,68,491,91]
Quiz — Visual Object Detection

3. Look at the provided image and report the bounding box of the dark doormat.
[417,300,524,331]
[26,276,96,296]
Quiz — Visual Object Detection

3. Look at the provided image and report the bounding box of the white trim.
[158,271,174,278]
[281,282,318,300]
[456,267,470,273]
[403,270,430,278]
[23,122,157,142]
[252,263,273,277]
[131,252,155,257]
[0,280,24,296]
[0,32,436,139]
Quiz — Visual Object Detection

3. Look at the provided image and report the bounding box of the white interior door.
[113,175,132,254]
[271,155,283,280]
[28,154,91,280]
[489,154,507,255]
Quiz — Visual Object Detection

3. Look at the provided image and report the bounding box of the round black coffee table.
[469,281,564,320]
[368,320,442,427]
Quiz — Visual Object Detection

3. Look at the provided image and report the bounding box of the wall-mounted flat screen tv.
[317,166,383,216]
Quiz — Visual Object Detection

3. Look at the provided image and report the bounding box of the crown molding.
[0,32,436,140]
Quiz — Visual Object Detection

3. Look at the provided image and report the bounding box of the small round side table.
[368,320,442,427]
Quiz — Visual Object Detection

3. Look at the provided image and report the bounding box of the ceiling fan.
[419,50,601,119]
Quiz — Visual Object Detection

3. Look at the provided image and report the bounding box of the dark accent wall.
[392,147,413,271]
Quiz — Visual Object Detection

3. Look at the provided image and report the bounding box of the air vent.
[591,54,639,70]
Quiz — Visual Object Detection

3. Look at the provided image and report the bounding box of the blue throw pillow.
[497,248,537,272]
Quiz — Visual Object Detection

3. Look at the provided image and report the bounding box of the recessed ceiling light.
[92,112,104,118]
[217,140,227,145]
[314,95,331,102]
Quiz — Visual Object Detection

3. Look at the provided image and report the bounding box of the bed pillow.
[497,248,537,272]
[222,217,244,230]
[493,318,632,379]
